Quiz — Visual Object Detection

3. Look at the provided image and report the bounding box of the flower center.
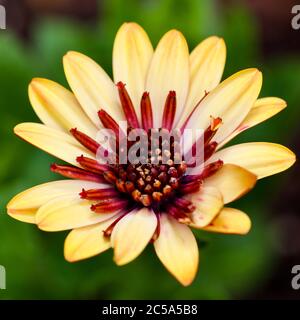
[108,135,188,206]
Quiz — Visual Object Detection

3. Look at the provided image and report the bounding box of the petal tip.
[30,77,43,86]
[13,122,39,137]
[13,122,35,138]
[13,123,23,135]
[175,261,199,287]
[277,144,297,165]
[180,277,196,287]
[238,67,262,79]
[64,253,76,263]
[209,36,226,47]
[288,150,297,166]
[241,214,252,235]
[28,78,53,96]
[167,29,185,40]
[63,240,80,263]
[6,207,35,224]
[36,217,48,231]
[36,214,50,231]
[113,254,129,266]
[6,197,14,211]
[277,98,287,109]
[6,207,15,217]
[120,21,143,31]
[246,68,263,83]
[63,51,82,63]
[65,50,78,56]
[161,29,187,45]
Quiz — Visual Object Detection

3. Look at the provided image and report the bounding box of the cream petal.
[63,51,124,126]
[209,142,296,179]
[7,180,106,224]
[184,68,262,151]
[204,164,257,204]
[113,22,153,122]
[218,97,287,148]
[146,30,190,127]
[64,214,122,262]
[29,78,97,137]
[154,215,199,286]
[187,185,223,228]
[203,207,251,235]
[178,36,226,127]
[111,208,157,266]
[36,194,118,232]
[14,123,94,167]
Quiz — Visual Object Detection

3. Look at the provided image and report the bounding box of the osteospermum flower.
[7,23,295,286]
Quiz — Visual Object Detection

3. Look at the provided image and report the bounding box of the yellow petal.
[113,22,153,122]
[36,195,118,232]
[219,97,287,148]
[209,142,296,179]
[154,215,199,286]
[184,68,262,151]
[146,30,189,127]
[63,51,124,126]
[111,208,157,266]
[203,207,251,234]
[29,78,97,137]
[178,36,226,127]
[7,180,105,224]
[187,186,223,228]
[14,123,94,166]
[64,214,122,262]
[204,164,257,204]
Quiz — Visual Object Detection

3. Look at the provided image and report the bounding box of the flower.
[7,22,295,286]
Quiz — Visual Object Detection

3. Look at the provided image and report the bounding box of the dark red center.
[107,129,188,207]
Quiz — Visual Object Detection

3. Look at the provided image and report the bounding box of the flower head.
[7,22,295,286]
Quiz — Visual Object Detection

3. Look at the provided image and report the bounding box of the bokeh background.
[0,0,299,299]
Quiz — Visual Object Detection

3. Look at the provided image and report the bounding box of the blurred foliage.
[0,0,298,299]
